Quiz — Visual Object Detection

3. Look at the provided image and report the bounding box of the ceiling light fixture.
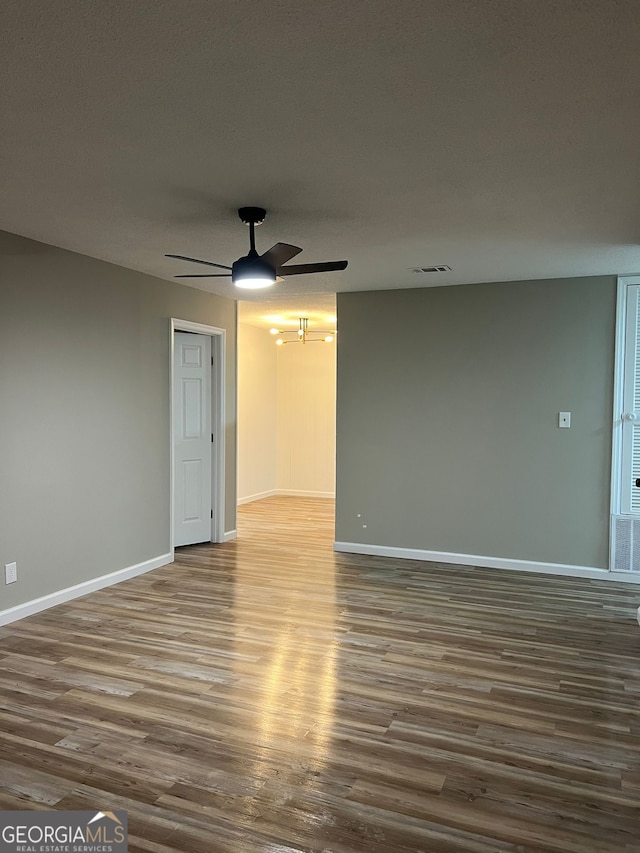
[271,317,337,345]
[232,252,276,289]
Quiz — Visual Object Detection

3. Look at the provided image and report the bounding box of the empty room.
[1,2,640,851]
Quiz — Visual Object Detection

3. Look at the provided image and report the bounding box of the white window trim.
[611,275,640,516]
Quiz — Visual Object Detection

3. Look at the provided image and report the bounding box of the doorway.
[236,303,337,505]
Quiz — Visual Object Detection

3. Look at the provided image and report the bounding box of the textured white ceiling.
[238,293,336,331]
[2,0,640,312]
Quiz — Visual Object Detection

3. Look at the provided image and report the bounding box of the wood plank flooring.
[1,496,640,852]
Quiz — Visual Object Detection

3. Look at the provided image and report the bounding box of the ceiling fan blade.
[260,242,303,268]
[173,273,232,278]
[165,254,232,271]
[277,260,348,276]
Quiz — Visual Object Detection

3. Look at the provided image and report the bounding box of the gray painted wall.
[0,230,237,611]
[336,276,616,569]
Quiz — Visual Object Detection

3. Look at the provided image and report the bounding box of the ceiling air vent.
[410,265,451,273]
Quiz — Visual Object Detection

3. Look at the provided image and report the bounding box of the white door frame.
[170,318,226,551]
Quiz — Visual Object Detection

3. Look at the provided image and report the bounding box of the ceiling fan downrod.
[238,207,266,255]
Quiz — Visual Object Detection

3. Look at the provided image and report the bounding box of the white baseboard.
[333,541,640,584]
[0,552,173,627]
[276,489,335,499]
[223,529,237,542]
[238,489,335,506]
[237,489,277,506]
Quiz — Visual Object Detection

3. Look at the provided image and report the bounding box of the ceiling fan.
[166,207,348,290]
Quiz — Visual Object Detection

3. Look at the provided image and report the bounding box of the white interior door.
[173,332,212,546]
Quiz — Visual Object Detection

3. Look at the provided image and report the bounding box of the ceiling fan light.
[234,276,275,290]
[232,252,276,289]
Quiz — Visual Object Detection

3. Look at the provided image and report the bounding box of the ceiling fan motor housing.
[232,250,275,281]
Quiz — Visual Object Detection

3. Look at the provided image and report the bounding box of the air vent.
[410,265,451,273]
[611,515,640,572]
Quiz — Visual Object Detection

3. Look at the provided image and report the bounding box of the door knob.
[623,413,637,422]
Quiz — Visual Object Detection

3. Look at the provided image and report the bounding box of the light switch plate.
[559,412,571,428]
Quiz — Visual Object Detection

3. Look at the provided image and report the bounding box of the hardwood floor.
[1,496,640,852]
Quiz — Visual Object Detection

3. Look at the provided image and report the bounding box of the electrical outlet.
[5,562,17,584]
